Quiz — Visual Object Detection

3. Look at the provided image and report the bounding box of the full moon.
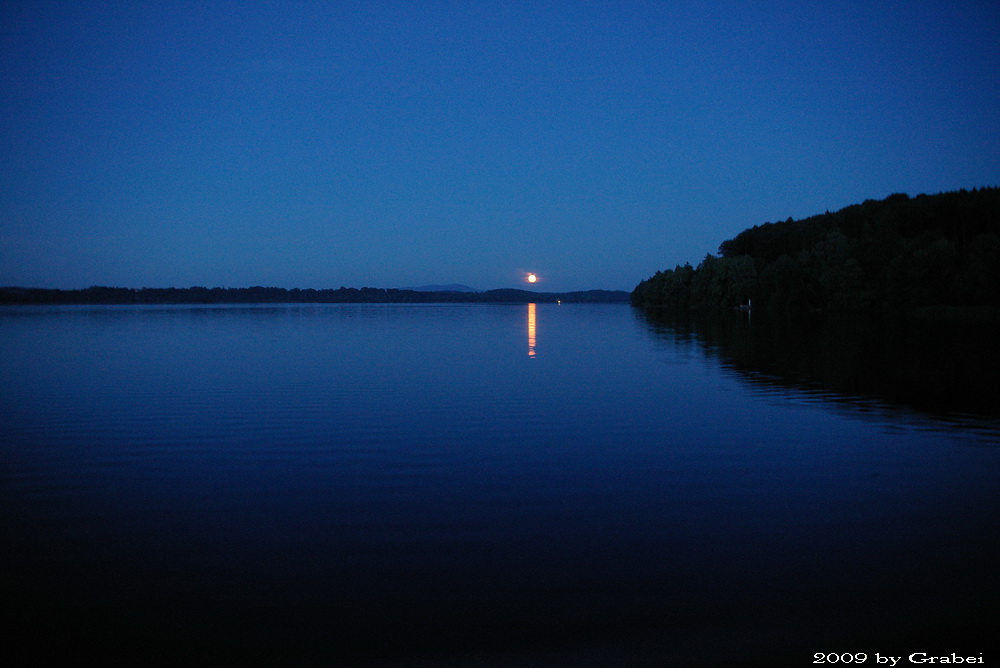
[526,273,538,283]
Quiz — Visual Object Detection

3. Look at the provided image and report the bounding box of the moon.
[526,273,538,283]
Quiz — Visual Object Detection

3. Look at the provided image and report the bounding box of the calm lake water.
[2,303,998,666]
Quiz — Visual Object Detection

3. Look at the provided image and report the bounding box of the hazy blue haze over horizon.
[2,1,999,292]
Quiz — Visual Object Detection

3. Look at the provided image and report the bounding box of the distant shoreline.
[0,286,630,305]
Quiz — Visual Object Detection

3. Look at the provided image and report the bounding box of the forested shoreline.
[632,188,1000,319]
[0,285,628,305]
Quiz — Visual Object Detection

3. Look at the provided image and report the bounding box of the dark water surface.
[2,304,998,665]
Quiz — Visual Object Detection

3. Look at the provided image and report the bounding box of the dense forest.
[632,188,1000,318]
[0,285,628,305]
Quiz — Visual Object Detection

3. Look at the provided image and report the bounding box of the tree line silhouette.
[632,187,1000,318]
[0,285,628,305]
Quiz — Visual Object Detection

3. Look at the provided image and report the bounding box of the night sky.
[3,1,998,292]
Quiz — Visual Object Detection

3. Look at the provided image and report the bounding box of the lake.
[2,303,997,666]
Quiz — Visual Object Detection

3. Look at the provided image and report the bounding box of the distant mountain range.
[0,285,630,305]
[399,284,481,293]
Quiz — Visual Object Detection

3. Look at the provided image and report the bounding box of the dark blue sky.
[3,1,998,291]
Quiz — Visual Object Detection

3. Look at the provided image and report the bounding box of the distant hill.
[0,285,630,305]
[476,289,629,303]
[632,187,1000,319]
[400,284,481,293]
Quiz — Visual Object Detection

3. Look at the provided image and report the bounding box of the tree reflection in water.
[637,308,1000,434]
